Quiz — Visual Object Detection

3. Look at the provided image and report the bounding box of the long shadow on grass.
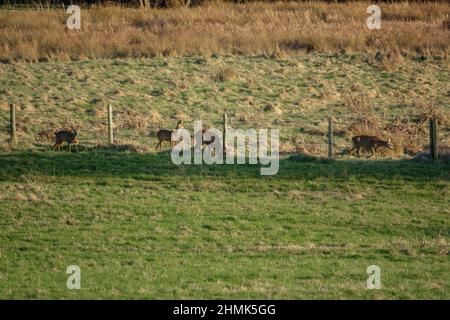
[0,151,449,182]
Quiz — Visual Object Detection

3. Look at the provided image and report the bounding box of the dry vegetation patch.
[0,2,449,61]
[117,109,148,131]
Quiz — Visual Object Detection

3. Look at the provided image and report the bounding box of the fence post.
[430,118,438,160]
[108,104,114,144]
[223,112,227,156]
[9,103,16,144]
[328,117,334,160]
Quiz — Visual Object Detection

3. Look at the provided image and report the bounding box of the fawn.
[155,120,183,151]
[53,127,78,152]
[348,135,394,159]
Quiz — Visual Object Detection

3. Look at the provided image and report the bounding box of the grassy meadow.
[0,2,449,299]
[0,152,449,299]
[0,54,449,155]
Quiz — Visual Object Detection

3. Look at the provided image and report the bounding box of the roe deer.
[53,127,78,152]
[348,135,394,159]
[155,120,183,151]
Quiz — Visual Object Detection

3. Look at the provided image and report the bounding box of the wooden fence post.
[10,103,16,144]
[328,117,334,160]
[430,118,438,160]
[223,112,227,156]
[108,104,114,144]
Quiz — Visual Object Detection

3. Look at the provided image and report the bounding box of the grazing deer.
[53,127,78,152]
[348,135,394,159]
[155,120,183,151]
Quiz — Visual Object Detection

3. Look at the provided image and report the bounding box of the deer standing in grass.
[53,127,78,152]
[155,120,183,151]
[348,135,394,159]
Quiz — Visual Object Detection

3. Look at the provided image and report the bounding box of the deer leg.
[156,141,161,151]
[367,147,376,159]
[68,143,71,152]
[374,146,380,158]
[356,147,362,158]
[53,142,61,151]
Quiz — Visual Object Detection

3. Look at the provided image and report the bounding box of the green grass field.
[0,52,449,299]
[0,151,448,299]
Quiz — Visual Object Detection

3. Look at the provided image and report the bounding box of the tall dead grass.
[0,1,449,62]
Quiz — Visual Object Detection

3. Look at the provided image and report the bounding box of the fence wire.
[1,107,449,157]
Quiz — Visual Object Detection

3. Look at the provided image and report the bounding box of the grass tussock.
[0,2,449,62]
[213,65,238,82]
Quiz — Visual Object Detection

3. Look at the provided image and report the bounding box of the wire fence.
[1,103,449,159]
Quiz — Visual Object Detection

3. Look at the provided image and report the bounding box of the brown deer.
[53,127,78,152]
[155,120,183,151]
[348,135,394,159]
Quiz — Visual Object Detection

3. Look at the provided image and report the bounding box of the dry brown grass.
[0,2,449,62]
[213,65,238,82]
[117,109,148,131]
